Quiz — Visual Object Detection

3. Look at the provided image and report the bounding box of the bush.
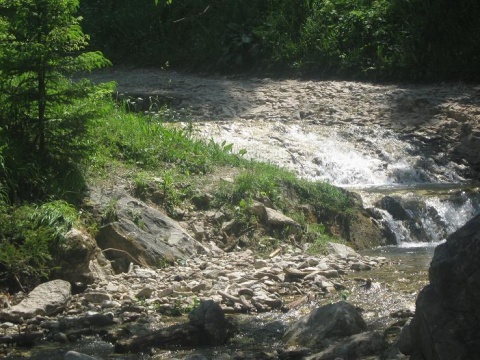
[0,200,79,291]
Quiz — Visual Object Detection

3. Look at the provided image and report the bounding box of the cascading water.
[195,120,480,246]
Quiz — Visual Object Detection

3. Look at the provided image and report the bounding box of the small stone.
[191,283,207,293]
[106,283,119,292]
[53,332,69,343]
[254,259,269,269]
[84,291,112,304]
[65,351,102,360]
[157,288,174,298]
[101,300,120,309]
[351,263,372,271]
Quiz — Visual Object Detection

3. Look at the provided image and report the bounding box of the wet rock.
[184,354,208,360]
[188,300,233,345]
[343,208,393,249]
[304,331,386,360]
[383,346,409,360]
[350,262,372,271]
[394,319,413,355]
[377,196,411,221]
[0,280,71,322]
[283,301,367,348]
[456,131,480,171]
[64,351,102,360]
[410,214,480,360]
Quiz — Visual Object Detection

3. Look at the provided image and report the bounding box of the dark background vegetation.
[81,0,480,81]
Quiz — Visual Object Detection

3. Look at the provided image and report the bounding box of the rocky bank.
[0,240,405,359]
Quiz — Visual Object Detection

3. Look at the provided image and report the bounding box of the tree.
[0,0,111,158]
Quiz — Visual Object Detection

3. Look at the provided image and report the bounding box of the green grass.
[88,101,243,177]
[0,94,357,288]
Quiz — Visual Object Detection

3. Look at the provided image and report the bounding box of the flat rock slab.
[0,280,71,322]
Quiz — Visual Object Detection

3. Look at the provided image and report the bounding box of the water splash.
[195,119,478,244]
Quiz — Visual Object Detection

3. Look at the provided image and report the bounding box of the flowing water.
[194,119,480,247]
[193,117,480,324]
[190,118,480,354]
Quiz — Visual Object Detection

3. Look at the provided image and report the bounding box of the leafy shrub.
[0,200,79,291]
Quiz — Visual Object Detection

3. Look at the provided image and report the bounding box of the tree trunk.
[37,65,46,155]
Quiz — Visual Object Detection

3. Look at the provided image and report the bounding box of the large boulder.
[51,228,114,284]
[456,124,480,173]
[89,188,208,272]
[410,214,480,360]
[0,280,71,322]
[188,300,234,345]
[283,301,366,348]
[115,300,234,353]
[343,208,394,249]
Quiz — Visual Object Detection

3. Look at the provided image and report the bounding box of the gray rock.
[0,280,71,321]
[304,331,386,360]
[264,207,299,227]
[410,214,480,360]
[456,128,480,168]
[84,291,111,304]
[383,346,409,360]
[377,196,411,221]
[136,286,154,299]
[283,301,366,348]
[325,242,357,257]
[188,300,232,345]
[51,228,113,284]
[184,355,208,360]
[394,319,413,355]
[350,262,372,271]
[91,189,208,271]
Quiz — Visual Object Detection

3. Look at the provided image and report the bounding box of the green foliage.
[0,0,113,202]
[213,160,354,253]
[89,101,241,176]
[102,198,119,224]
[216,162,292,206]
[0,200,79,290]
[81,0,480,80]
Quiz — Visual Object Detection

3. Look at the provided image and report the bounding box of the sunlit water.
[195,120,480,245]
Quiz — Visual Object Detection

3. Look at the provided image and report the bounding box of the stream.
[10,69,478,359]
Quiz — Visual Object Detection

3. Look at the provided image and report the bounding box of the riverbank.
[2,243,422,359]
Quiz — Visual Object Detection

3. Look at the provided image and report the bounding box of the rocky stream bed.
[1,243,419,359]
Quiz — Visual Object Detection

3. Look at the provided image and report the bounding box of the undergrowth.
[0,96,356,288]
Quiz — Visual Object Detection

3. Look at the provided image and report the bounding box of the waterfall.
[196,120,480,245]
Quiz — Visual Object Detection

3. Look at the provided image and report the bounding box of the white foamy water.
[195,120,462,187]
[194,119,479,245]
